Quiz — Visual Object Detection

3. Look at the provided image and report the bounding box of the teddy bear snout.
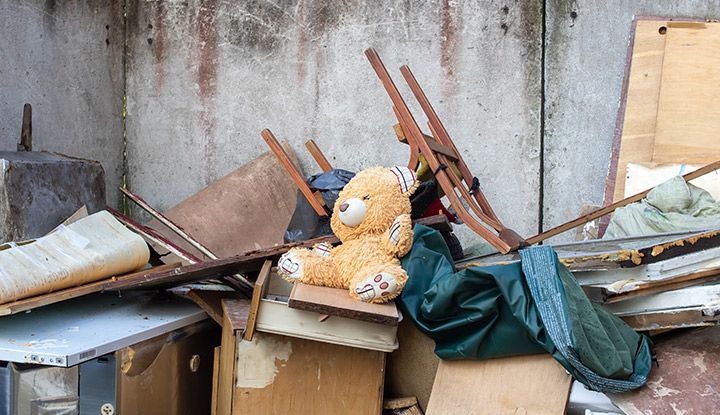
[338,197,367,227]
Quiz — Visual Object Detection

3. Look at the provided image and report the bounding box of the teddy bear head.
[330,166,418,242]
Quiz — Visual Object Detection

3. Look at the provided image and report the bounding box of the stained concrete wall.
[0,1,125,207]
[543,0,720,242]
[6,1,719,245]
[125,0,543,239]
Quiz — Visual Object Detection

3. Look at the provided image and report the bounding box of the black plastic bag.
[284,169,355,242]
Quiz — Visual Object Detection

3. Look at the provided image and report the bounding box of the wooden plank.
[107,207,201,264]
[305,139,333,172]
[232,332,385,415]
[100,235,338,291]
[121,188,254,291]
[609,326,720,414]
[610,19,670,202]
[256,297,398,352]
[385,319,439,411]
[261,129,328,217]
[222,298,252,333]
[100,215,451,292]
[18,103,32,151]
[122,187,217,260]
[288,283,399,326]
[621,306,720,331]
[426,354,572,415]
[243,260,271,341]
[188,290,242,325]
[0,263,179,316]
[652,23,720,164]
[527,159,720,245]
[152,147,300,258]
[605,284,720,316]
[602,269,720,304]
[384,397,418,410]
[217,304,238,415]
[211,346,220,415]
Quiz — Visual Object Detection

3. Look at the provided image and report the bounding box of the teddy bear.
[277,166,418,303]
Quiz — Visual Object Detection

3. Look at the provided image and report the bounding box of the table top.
[0,291,206,367]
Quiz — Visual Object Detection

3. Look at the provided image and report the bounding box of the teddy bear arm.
[382,214,414,257]
[278,247,340,287]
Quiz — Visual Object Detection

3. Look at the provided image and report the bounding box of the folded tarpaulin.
[400,225,653,393]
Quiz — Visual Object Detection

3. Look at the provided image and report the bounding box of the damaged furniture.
[213,263,397,415]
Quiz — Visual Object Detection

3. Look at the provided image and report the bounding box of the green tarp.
[400,225,652,392]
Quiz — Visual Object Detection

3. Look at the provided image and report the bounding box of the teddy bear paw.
[354,272,398,302]
[277,251,303,281]
[312,242,332,257]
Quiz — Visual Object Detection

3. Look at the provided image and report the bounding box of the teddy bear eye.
[362,195,370,201]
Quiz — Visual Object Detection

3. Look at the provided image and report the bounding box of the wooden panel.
[385,319,439,412]
[151,146,301,258]
[426,354,572,415]
[243,260,272,341]
[653,23,720,164]
[188,290,242,325]
[256,299,398,352]
[217,303,240,415]
[117,322,219,415]
[612,20,669,202]
[288,283,399,325]
[233,332,385,415]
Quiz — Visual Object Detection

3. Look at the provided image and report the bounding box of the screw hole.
[659,26,667,35]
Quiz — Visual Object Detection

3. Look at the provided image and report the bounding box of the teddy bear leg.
[349,263,408,303]
[277,247,340,287]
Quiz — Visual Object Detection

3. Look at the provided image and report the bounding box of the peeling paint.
[235,333,293,389]
[647,377,681,398]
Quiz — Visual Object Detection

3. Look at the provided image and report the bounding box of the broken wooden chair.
[364,48,526,254]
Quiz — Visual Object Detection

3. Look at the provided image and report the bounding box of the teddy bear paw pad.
[354,272,398,302]
[278,251,303,281]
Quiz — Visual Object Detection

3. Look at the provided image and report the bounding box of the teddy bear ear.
[388,166,417,195]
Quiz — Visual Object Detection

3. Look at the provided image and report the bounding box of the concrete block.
[0,1,125,207]
[0,151,105,242]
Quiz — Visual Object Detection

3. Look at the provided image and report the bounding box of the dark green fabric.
[400,225,653,392]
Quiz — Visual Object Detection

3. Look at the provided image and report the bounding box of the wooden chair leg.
[261,129,328,217]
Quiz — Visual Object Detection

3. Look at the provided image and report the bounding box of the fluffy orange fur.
[279,166,418,303]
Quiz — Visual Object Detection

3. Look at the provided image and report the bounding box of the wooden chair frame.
[364,48,525,254]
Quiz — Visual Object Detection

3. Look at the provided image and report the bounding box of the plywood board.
[653,23,720,164]
[288,283,399,325]
[425,354,572,415]
[612,20,669,202]
[232,332,385,415]
[385,319,440,412]
[152,146,300,259]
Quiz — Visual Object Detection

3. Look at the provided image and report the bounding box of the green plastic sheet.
[400,225,652,392]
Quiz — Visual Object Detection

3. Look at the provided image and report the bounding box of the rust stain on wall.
[440,0,461,95]
[152,1,168,92]
[296,0,308,81]
[195,0,219,184]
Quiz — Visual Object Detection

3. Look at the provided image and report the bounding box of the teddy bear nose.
[339,203,349,212]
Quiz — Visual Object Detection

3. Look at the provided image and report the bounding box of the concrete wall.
[125,0,543,239]
[5,1,720,244]
[0,1,125,207]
